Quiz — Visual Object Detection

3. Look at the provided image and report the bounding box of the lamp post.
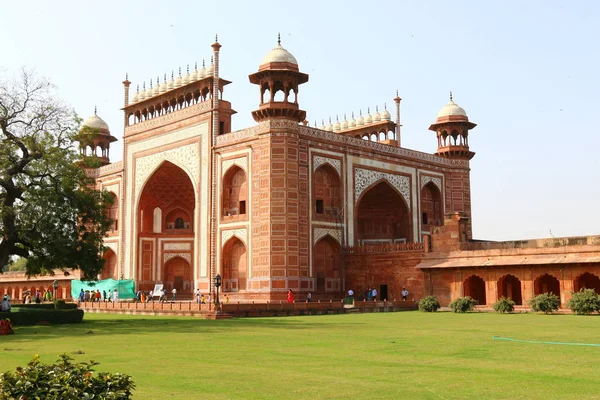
[214,274,222,306]
[52,280,59,300]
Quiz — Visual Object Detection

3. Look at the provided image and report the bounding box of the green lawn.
[2,312,600,399]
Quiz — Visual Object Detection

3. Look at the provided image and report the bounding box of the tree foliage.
[449,296,478,313]
[566,289,600,315]
[0,70,112,279]
[418,296,440,312]
[493,297,515,313]
[527,293,560,314]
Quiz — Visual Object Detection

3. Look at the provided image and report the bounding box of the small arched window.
[175,218,184,229]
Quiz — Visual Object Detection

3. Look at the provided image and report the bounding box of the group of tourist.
[22,289,53,304]
[78,288,119,303]
[194,288,229,304]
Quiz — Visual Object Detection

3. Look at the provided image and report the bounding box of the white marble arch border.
[163,252,192,264]
[313,155,342,177]
[313,227,342,246]
[420,175,442,192]
[354,167,411,210]
[221,156,248,177]
[221,228,248,248]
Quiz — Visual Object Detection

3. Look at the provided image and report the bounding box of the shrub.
[567,289,600,315]
[493,297,515,313]
[449,296,478,313]
[418,296,440,312]
[0,354,135,399]
[0,309,84,325]
[527,293,560,314]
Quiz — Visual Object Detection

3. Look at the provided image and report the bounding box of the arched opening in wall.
[451,130,459,145]
[290,88,297,103]
[420,182,442,231]
[261,83,270,103]
[534,273,561,298]
[164,256,192,294]
[441,131,448,146]
[222,237,247,292]
[362,135,369,140]
[222,166,247,217]
[370,133,377,142]
[100,249,117,280]
[356,181,411,244]
[313,164,341,220]
[313,236,341,293]
[106,192,119,232]
[573,272,600,293]
[165,208,192,231]
[464,275,486,305]
[497,274,522,305]
[379,132,386,141]
[387,131,395,140]
[138,161,195,234]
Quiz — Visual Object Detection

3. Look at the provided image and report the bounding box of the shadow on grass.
[6,313,366,340]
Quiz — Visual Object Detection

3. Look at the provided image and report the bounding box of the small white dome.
[131,86,139,103]
[205,62,214,77]
[333,117,341,131]
[152,80,160,96]
[357,111,364,126]
[183,66,191,85]
[159,77,167,93]
[138,84,146,101]
[326,118,333,131]
[437,99,467,118]
[144,83,153,99]
[381,105,391,120]
[341,115,348,130]
[365,109,373,124]
[199,61,206,79]
[83,110,109,131]
[174,69,182,88]
[167,73,174,90]
[190,63,198,81]
[373,106,381,122]
[320,119,326,130]
[349,112,356,128]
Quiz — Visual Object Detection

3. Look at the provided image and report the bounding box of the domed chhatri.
[82,108,110,132]
[429,92,477,160]
[435,92,468,120]
[258,33,300,71]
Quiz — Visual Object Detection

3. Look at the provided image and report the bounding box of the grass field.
[1,311,600,399]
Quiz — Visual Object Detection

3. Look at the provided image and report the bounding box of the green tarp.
[71,279,136,300]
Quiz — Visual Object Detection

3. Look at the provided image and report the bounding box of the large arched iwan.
[420,182,442,232]
[100,249,117,280]
[222,165,248,217]
[313,235,342,293]
[356,180,411,244]
[497,274,522,305]
[222,236,247,292]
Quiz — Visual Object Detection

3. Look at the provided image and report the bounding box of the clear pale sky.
[2,0,599,241]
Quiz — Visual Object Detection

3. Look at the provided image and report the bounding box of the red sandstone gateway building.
[2,37,599,307]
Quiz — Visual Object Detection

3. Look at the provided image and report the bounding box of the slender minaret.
[209,35,221,300]
[122,73,130,127]
[394,90,401,147]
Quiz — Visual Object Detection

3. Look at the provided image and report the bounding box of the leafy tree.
[449,296,478,313]
[566,289,600,315]
[0,70,112,279]
[418,296,440,312]
[493,297,515,313]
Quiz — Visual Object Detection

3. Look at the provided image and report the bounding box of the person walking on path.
[195,288,202,304]
[113,288,119,303]
[171,288,177,302]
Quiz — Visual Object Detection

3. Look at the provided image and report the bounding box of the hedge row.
[0,309,84,325]
[12,301,77,310]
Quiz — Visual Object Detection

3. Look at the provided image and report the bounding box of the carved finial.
[125,73,128,80]
[187,65,189,74]
[164,73,167,82]
[202,59,205,67]
[329,117,332,123]
[195,62,198,70]
[150,79,153,88]
[384,103,387,110]
[157,75,160,84]
[215,34,218,42]
[211,56,214,64]
[143,82,146,90]
[94,105,97,115]
[178,67,182,76]
[278,32,281,46]
[360,109,363,116]
[376,105,379,112]
[367,107,371,114]
[450,91,453,101]
[136,84,139,93]
[396,89,399,96]
[171,71,174,79]
[351,111,355,118]
[344,113,347,120]
[336,115,339,122]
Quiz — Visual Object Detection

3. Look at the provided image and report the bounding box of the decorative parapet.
[298,126,469,168]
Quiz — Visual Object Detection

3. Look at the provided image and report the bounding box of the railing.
[344,242,424,254]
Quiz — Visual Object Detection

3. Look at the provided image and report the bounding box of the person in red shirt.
[287,289,294,303]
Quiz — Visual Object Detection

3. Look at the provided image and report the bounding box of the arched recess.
[420,182,442,231]
[534,273,561,297]
[138,161,195,234]
[106,192,119,232]
[222,236,247,292]
[164,256,193,293]
[464,275,486,305]
[313,236,342,292]
[356,181,411,244]
[573,272,600,293]
[100,249,117,280]
[313,164,341,219]
[497,274,522,305]
[222,166,248,217]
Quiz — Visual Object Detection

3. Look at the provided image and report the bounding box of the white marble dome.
[83,111,109,131]
[437,99,467,118]
[261,44,298,65]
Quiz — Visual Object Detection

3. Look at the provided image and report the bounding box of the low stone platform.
[79,300,417,319]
